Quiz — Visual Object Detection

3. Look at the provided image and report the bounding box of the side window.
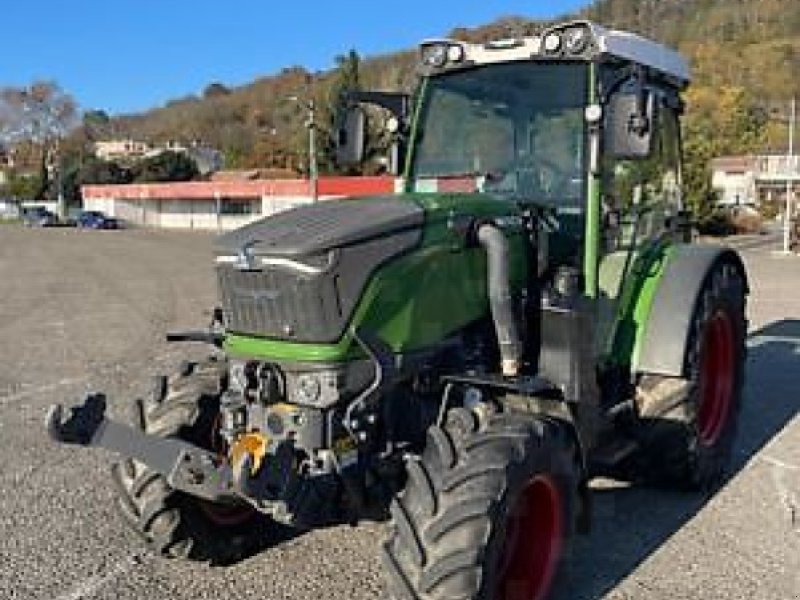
[604,97,682,249]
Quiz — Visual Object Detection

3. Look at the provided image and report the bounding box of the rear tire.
[636,261,747,490]
[110,358,270,563]
[383,407,580,600]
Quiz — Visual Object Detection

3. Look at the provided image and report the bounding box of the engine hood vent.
[215,196,424,258]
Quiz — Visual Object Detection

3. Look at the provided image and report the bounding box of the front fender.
[633,243,748,377]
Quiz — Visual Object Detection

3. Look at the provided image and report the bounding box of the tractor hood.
[215,196,424,258]
[215,196,425,344]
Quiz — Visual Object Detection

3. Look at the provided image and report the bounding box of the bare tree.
[0,81,78,213]
[0,81,77,143]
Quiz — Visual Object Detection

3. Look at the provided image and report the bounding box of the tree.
[132,151,199,182]
[82,110,112,141]
[203,83,231,99]
[0,81,78,211]
[1,170,45,201]
[0,81,77,145]
[50,156,133,207]
[78,157,132,185]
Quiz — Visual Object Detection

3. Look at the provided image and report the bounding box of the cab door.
[596,91,685,362]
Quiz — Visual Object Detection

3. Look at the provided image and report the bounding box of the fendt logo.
[230,240,284,302]
[234,241,258,270]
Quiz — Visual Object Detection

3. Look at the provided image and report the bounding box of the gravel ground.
[0,227,797,600]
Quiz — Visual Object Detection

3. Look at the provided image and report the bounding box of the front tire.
[110,359,270,563]
[383,408,580,600]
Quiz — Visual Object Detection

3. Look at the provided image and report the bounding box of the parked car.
[76,210,121,229]
[22,207,59,227]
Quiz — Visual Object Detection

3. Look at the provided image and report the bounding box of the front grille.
[217,265,343,343]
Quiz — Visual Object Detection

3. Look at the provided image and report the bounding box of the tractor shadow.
[551,319,800,600]
[210,518,306,566]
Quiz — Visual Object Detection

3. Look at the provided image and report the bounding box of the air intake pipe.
[477,223,523,377]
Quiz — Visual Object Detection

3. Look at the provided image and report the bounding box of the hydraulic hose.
[477,223,523,377]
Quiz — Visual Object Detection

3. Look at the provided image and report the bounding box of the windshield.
[410,63,588,206]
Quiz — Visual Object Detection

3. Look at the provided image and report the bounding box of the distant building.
[711,154,799,210]
[94,139,222,175]
[141,140,189,160]
[81,176,397,231]
[711,156,757,207]
[95,139,153,162]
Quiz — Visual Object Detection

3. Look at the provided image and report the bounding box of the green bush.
[696,210,737,237]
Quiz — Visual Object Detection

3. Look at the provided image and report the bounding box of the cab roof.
[419,20,690,89]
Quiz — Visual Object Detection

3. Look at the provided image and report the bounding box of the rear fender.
[633,244,748,377]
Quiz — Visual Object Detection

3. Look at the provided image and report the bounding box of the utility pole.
[783,96,796,254]
[289,96,319,203]
[307,99,318,203]
[46,139,66,219]
[56,142,65,220]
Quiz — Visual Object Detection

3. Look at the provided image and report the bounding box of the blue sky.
[1,1,591,115]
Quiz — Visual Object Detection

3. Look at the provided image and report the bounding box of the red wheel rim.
[199,501,255,526]
[496,475,564,600]
[697,310,735,447]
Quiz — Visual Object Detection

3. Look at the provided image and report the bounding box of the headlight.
[421,43,448,68]
[285,364,369,409]
[295,374,321,405]
[447,44,465,63]
[420,42,465,69]
[564,27,590,54]
[543,32,562,54]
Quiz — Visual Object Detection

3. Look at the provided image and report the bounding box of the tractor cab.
[340,20,691,307]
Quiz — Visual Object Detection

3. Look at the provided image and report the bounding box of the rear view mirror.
[606,92,657,159]
[335,106,367,167]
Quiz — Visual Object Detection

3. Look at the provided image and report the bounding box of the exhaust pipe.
[477,223,523,377]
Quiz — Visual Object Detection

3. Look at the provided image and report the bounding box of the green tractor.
[49,20,748,600]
